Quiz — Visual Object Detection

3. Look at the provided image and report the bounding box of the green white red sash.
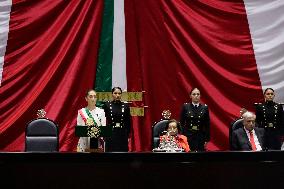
[79,108,98,126]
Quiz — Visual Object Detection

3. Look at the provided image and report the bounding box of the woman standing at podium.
[77,89,106,152]
[103,87,131,152]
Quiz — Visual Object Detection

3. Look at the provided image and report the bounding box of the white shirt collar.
[192,103,200,107]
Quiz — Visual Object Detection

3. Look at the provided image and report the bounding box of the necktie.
[249,131,257,151]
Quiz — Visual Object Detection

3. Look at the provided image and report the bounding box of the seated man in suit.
[231,111,265,151]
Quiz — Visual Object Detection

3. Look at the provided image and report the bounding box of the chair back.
[25,118,59,152]
[232,118,244,131]
[229,118,244,150]
[152,119,169,149]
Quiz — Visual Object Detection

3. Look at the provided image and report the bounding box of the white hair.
[242,111,256,119]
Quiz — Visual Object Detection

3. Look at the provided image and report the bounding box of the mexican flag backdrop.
[1,0,284,151]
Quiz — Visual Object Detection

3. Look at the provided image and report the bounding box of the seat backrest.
[232,118,244,131]
[229,118,244,150]
[25,118,59,152]
[152,119,169,149]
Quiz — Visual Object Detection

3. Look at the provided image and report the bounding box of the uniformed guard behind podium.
[76,89,106,152]
[255,88,284,150]
[102,87,131,152]
[179,88,210,151]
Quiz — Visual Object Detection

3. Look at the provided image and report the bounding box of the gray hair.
[242,111,256,119]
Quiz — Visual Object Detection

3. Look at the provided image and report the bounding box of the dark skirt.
[105,128,128,152]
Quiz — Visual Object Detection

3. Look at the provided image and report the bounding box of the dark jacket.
[231,127,265,151]
[180,103,210,141]
[102,100,131,152]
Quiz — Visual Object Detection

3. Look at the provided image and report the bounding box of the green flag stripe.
[95,0,114,92]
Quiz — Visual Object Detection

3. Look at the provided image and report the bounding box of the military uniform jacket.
[180,103,210,142]
[103,100,131,135]
[255,101,284,132]
[102,100,131,151]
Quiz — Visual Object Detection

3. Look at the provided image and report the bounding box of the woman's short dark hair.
[112,87,122,94]
[85,89,95,97]
[165,119,181,133]
[189,87,200,95]
[264,88,274,95]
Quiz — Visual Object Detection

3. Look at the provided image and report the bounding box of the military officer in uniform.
[103,87,131,152]
[255,88,284,150]
[179,88,210,151]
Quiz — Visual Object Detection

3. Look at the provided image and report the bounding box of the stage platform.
[1,151,284,188]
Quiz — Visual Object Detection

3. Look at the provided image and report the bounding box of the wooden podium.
[75,126,112,152]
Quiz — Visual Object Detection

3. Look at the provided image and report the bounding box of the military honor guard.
[103,87,132,152]
[180,88,210,151]
[255,88,284,150]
